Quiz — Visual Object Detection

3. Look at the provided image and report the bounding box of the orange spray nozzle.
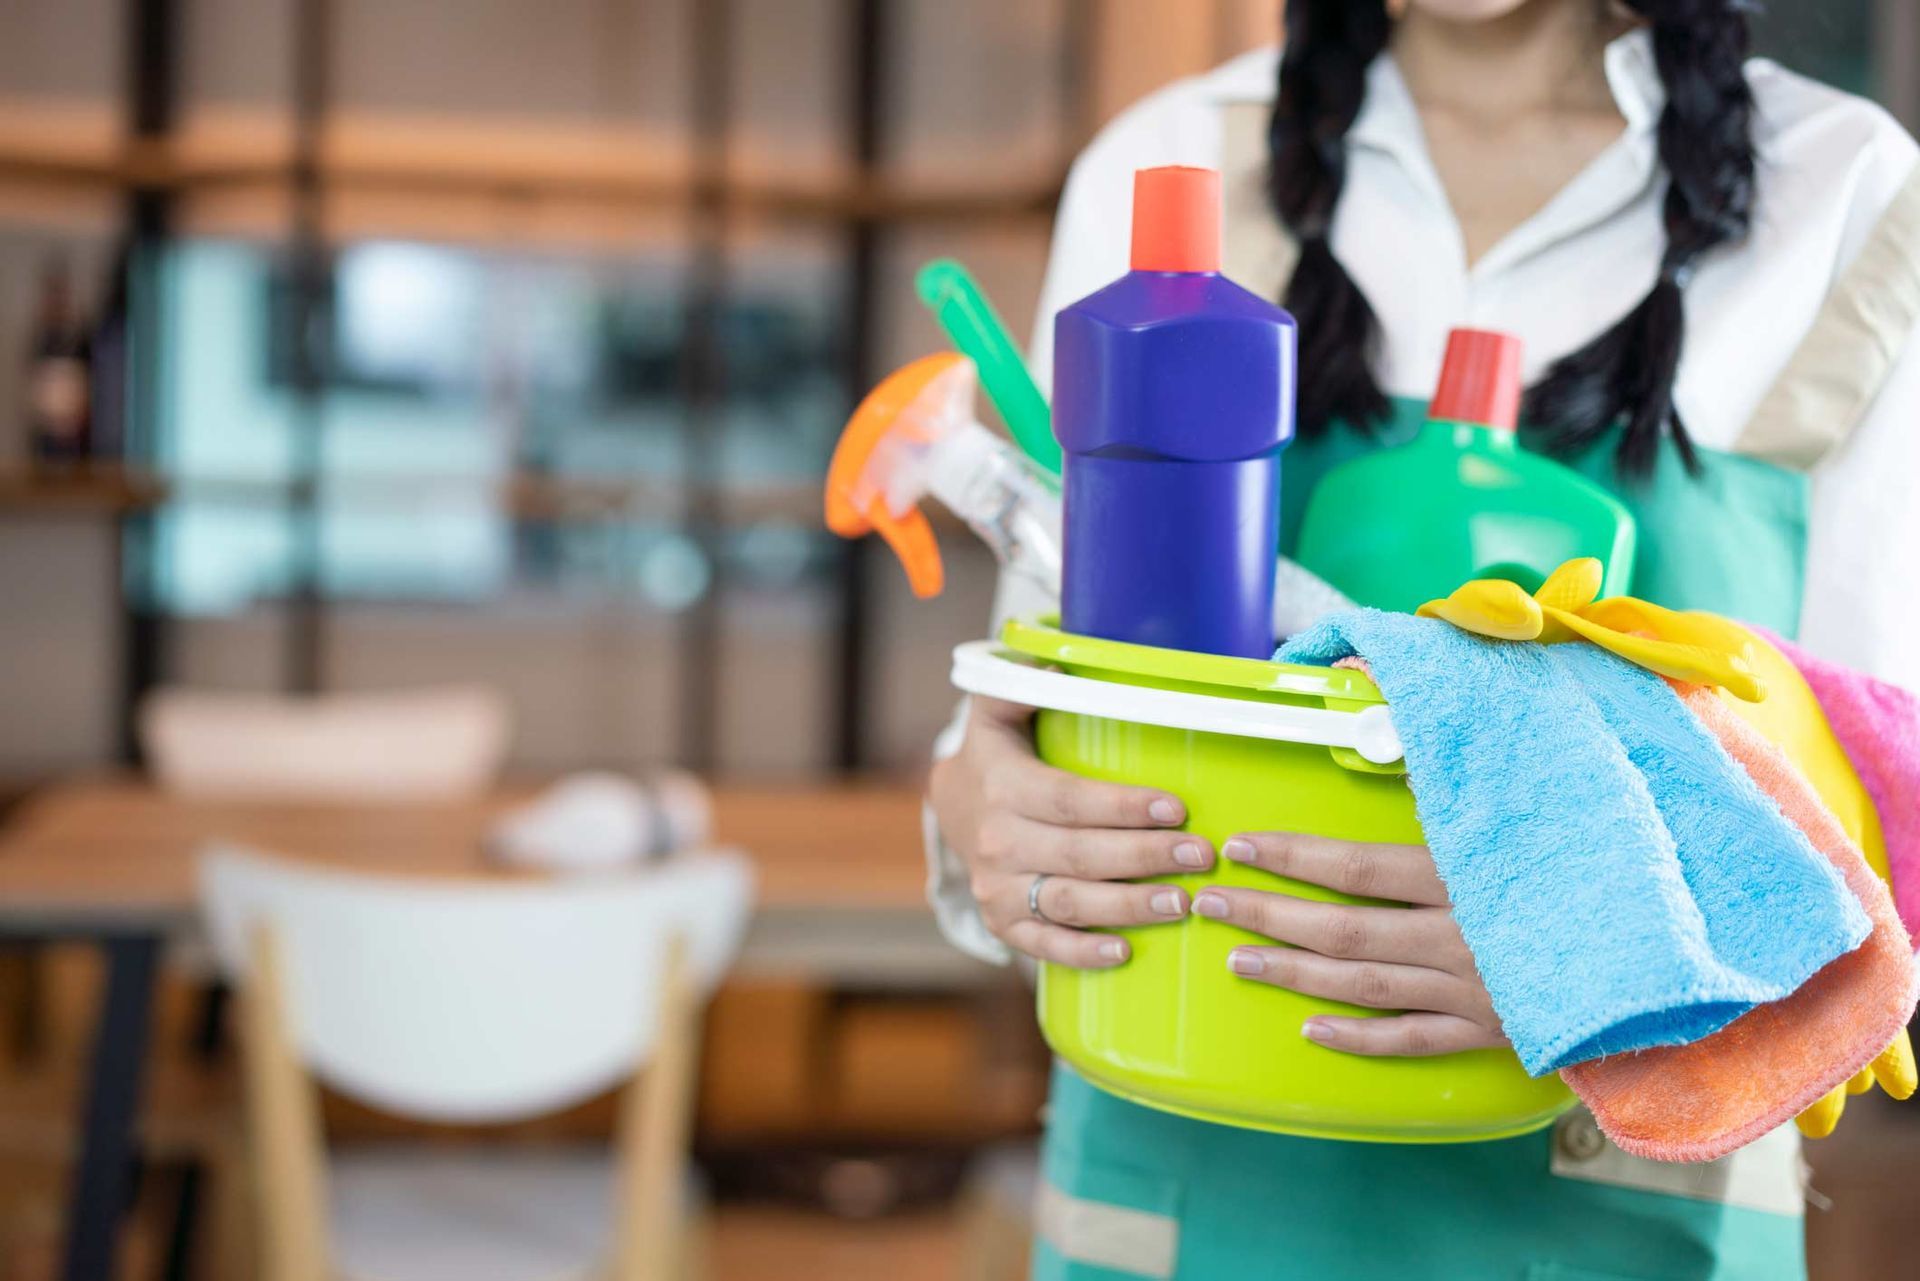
[823,352,975,599]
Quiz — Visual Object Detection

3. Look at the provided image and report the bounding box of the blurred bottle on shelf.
[87,251,131,463]
[23,257,93,467]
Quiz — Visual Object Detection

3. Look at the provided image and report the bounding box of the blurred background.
[0,1,1914,1278]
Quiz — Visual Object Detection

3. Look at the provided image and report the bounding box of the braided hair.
[1267,0,1756,476]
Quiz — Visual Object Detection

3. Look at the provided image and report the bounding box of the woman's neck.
[1391,1,1631,121]
[1386,1,1639,268]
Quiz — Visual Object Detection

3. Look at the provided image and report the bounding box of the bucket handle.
[950,641,1404,766]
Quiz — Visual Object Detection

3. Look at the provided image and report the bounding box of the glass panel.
[154,228,855,768]
[156,238,698,610]
[1751,0,1874,96]
[706,226,848,773]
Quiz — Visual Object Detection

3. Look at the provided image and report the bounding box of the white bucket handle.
[950,641,1404,766]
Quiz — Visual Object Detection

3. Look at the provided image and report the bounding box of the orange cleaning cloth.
[1563,685,1919,1162]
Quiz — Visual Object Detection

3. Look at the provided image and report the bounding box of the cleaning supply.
[950,618,1574,1142]
[1054,166,1296,659]
[1797,1031,1916,1139]
[1294,329,1637,613]
[824,353,1061,602]
[1406,564,1915,1152]
[1418,559,1767,702]
[1807,1030,1920,1134]
[823,351,1358,638]
[1562,686,1918,1162]
[1719,630,1891,882]
[1278,612,1870,1076]
[914,259,1059,475]
[1756,628,1920,941]
[1425,567,1915,935]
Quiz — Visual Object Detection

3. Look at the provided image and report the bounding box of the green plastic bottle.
[1294,328,1636,613]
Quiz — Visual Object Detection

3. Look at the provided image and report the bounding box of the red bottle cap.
[1429,328,1524,432]
[1130,166,1221,273]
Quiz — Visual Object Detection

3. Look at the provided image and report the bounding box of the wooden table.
[0,775,981,1281]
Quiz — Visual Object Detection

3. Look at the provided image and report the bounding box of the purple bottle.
[1053,166,1297,659]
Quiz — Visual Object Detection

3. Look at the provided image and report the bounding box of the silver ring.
[1028,873,1054,924]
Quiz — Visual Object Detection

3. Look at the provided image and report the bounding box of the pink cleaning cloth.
[1564,685,1919,1163]
[1757,628,1920,945]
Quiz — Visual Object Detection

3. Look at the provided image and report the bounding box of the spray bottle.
[824,353,1060,602]
[823,349,1353,639]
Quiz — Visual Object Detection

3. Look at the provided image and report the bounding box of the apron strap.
[1221,101,1297,300]
[1733,164,1920,470]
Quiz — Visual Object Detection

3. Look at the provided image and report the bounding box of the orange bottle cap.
[1430,328,1523,432]
[1130,166,1221,273]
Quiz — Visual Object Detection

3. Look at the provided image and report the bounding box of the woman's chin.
[1404,0,1552,26]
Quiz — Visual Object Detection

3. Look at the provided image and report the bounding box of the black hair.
[1267,0,1756,476]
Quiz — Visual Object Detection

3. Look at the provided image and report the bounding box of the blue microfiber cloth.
[1279,610,1871,1076]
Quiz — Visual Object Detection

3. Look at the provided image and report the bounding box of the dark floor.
[1802,1088,1920,1278]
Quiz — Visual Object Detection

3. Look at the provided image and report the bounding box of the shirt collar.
[1602,25,1664,132]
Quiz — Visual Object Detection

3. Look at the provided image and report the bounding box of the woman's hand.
[1190,832,1506,1057]
[928,696,1213,969]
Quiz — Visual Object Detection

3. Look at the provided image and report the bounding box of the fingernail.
[1229,948,1267,976]
[1302,1019,1331,1044]
[1222,837,1256,863]
[1173,841,1210,869]
[1100,938,1129,963]
[1192,892,1228,920]
[1148,798,1183,825]
[1150,888,1186,916]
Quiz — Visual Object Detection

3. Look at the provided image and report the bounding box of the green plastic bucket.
[951,618,1573,1143]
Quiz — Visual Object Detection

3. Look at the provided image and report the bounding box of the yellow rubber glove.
[1796,1028,1917,1138]
[1417,577,1544,640]
[1417,558,1767,701]
[1796,1085,1846,1139]
[1872,1027,1917,1098]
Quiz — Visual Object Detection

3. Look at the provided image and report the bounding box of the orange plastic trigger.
[823,352,966,595]
[868,501,944,598]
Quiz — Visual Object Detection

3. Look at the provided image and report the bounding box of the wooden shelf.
[0,464,166,515]
[134,471,654,521]
[0,122,1063,230]
[79,468,824,527]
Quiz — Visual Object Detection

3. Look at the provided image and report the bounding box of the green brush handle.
[915,258,1061,475]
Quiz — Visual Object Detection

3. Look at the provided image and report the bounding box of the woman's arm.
[923,572,1058,966]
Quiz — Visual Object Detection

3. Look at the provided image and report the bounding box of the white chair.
[140,681,517,1260]
[142,686,512,801]
[199,844,756,1281]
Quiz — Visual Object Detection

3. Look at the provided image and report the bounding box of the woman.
[927,1,1920,1277]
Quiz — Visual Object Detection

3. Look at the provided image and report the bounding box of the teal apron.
[1275,400,1809,635]
[1034,401,1813,1281]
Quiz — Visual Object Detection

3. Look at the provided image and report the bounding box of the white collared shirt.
[1030,28,1920,686]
